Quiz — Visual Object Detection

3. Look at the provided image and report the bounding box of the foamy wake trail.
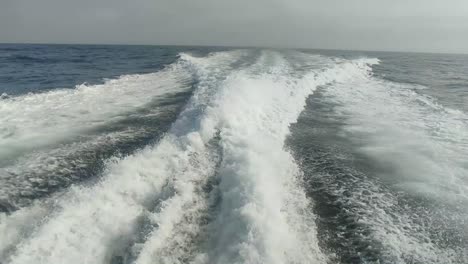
[0,51,238,263]
[320,58,468,263]
[0,56,196,212]
[2,51,380,264]
[190,53,327,264]
[134,51,331,264]
[0,61,192,164]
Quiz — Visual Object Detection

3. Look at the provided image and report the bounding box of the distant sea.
[1,44,467,264]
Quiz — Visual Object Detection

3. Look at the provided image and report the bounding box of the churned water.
[0,44,467,264]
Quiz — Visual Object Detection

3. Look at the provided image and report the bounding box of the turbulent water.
[0,44,467,264]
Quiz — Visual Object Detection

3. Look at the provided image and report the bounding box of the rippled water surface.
[1,44,467,264]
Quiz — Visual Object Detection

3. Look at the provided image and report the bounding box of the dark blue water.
[2,45,467,112]
[0,44,221,95]
[373,52,468,111]
[0,45,467,264]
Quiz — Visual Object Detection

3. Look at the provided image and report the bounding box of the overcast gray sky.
[1,0,468,53]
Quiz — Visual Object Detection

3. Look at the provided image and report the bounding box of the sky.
[1,0,468,53]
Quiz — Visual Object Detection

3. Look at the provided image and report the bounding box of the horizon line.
[1,41,467,56]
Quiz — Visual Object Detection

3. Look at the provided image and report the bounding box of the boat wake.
[1,49,466,264]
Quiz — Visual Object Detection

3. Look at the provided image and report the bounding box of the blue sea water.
[2,45,467,111]
[0,44,467,264]
[0,44,221,95]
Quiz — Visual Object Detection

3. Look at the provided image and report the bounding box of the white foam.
[0,128,144,208]
[324,58,468,202]
[0,203,50,261]
[2,51,241,264]
[0,56,196,211]
[135,51,330,264]
[3,51,396,264]
[321,58,468,263]
[0,61,193,164]
[192,64,326,264]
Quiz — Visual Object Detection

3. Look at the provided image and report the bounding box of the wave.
[0,50,378,264]
[133,51,330,264]
[185,51,328,264]
[6,55,56,63]
[0,90,190,211]
[0,58,198,212]
[312,57,468,263]
[0,50,244,264]
[0,61,192,163]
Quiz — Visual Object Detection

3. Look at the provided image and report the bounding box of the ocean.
[0,44,467,264]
